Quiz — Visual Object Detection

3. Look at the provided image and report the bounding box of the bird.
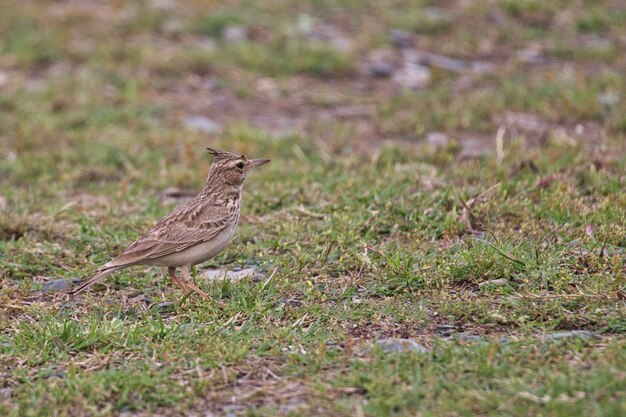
[72,148,271,299]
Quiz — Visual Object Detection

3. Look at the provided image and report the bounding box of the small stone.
[367,62,394,77]
[478,278,509,288]
[161,187,197,205]
[0,388,11,400]
[375,338,429,353]
[162,19,182,36]
[455,332,483,342]
[487,9,507,25]
[457,148,488,161]
[0,71,8,87]
[517,47,546,64]
[202,267,263,282]
[41,278,71,292]
[425,132,450,148]
[598,90,619,108]
[544,330,596,341]
[392,63,431,90]
[184,115,221,133]
[390,29,412,48]
[582,35,613,53]
[222,25,247,43]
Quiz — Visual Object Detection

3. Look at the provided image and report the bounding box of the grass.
[1,0,626,416]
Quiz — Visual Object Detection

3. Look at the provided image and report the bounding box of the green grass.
[1,0,626,416]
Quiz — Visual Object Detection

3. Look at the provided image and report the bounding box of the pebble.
[184,115,221,133]
[390,29,412,48]
[455,332,483,342]
[544,330,596,341]
[161,187,197,205]
[598,90,619,108]
[222,25,247,43]
[517,47,546,65]
[41,278,72,292]
[202,267,264,282]
[0,388,10,400]
[488,9,507,26]
[392,63,431,90]
[367,62,394,77]
[375,338,429,353]
[425,132,450,148]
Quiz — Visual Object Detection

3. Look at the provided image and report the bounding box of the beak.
[248,158,271,170]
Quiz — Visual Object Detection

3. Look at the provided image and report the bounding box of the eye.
[236,162,245,170]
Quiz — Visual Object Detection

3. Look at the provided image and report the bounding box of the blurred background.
[1,0,624,193]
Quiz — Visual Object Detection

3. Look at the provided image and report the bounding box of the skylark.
[72,148,270,298]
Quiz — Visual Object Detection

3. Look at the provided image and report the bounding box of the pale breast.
[152,224,237,267]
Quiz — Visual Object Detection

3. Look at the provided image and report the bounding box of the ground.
[1,0,625,416]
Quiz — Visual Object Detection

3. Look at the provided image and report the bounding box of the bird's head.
[206,148,270,188]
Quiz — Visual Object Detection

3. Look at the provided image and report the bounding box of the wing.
[102,199,237,269]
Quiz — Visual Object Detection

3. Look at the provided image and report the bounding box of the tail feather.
[72,267,122,296]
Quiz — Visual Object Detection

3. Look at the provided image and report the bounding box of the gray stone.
[488,9,507,25]
[455,332,483,342]
[392,63,431,90]
[425,132,450,148]
[367,62,394,77]
[184,115,221,133]
[0,388,10,400]
[390,29,412,48]
[161,187,197,205]
[598,91,619,108]
[544,330,596,341]
[202,267,263,282]
[222,25,247,43]
[41,278,71,292]
[517,47,546,64]
[376,338,429,353]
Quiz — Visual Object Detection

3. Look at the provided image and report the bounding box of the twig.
[261,268,278,289]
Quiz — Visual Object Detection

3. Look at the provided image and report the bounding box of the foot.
[181,265,208,299]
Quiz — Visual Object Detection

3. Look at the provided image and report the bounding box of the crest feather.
[206,148,239,160]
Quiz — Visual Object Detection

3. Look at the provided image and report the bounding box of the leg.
[167,267,188,293]
[182,264,208,299]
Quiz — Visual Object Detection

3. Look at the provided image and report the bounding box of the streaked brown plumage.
[72,148,270,298]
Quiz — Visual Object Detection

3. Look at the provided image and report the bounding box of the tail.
[72,267,122,296]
